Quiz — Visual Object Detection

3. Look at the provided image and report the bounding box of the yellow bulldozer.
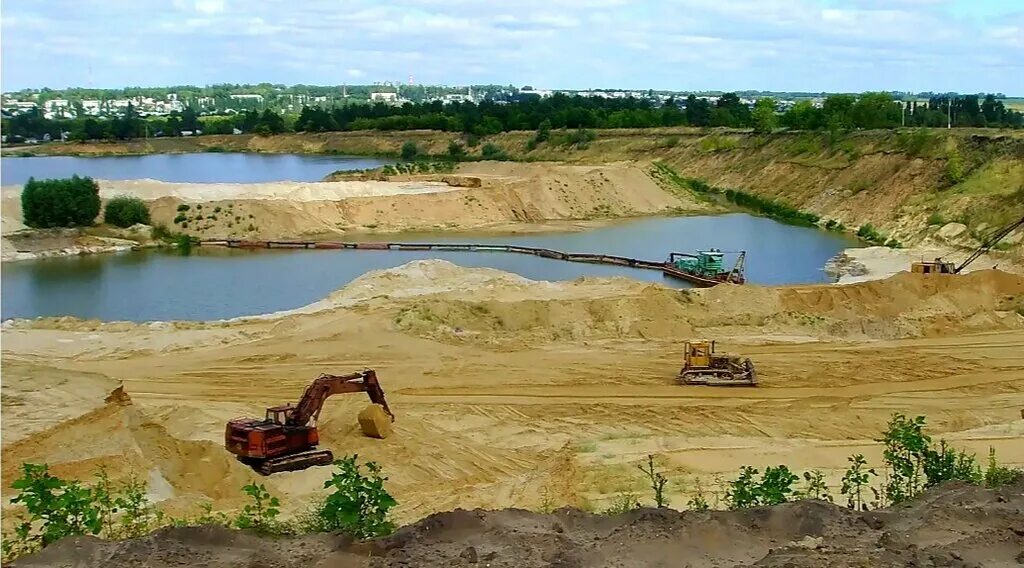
[678,340,757,386]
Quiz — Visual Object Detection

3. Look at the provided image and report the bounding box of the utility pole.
[947,95,952,129]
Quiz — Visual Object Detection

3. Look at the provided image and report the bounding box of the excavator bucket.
[358,404,393,439]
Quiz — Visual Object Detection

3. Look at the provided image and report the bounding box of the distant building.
[230,94,264,103]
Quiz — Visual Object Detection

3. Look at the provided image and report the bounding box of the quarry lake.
[0,153,393,185]
[1,214,859,322]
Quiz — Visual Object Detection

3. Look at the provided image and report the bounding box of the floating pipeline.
[197,239,746,288]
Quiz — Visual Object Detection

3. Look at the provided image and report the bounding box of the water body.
[1,214,858,322]
[0,153,393,185]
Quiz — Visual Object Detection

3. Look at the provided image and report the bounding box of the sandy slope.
[1,162,703,243]
[2,261,1022,528]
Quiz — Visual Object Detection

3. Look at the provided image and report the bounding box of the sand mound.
[1,388,262,512]
[387,266,1024,343]
[17,481,1024,568]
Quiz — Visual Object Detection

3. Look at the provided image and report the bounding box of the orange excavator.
[225,369,394,475]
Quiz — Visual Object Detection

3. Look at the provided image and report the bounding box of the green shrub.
[857,223,887,244]
[233,483,283,534]
[799,470,832,502]
[944,150,967,185]
[662,136,680,148]
[400,141,418,161]
[481,142,508,160]
[311,456,396,538]
[726,465,799,509]
[173,214,187,224]
[840,454,878,511]
[698,135,738,153]
[984,447,1024,487]
[103,196,151,228]
[895,129,935,157]
[21,175,101,228]
[567,128,596,149]
[447,141,466,159]
[927,212,946,226]
[602,492,640,515]
[723,189,820,226]
[176,203,191,212]
[824,219,846,232]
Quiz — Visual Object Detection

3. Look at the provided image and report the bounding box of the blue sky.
[2,0,1022,93]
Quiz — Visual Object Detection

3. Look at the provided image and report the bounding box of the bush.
[927,212,946,226]
[723,188,820,226]
[447,141,466,159]
[944,150,967,185]
[481,142,508,160]
[726,465,799,509]
[103,196,151,228]
[234,483,283,534]
[984,447,1024,487]
[857,223,887,244]
[311,456,396,538]
[400,141,418,161]
[840,454,878,511]
[602,492,640,515]
[176,203,191,212]
[21,175,101,228]
[566,128,596,149]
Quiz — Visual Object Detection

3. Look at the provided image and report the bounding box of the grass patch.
[697,134,738,153]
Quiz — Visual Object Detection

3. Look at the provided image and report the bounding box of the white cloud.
[194,0,225,15]
[0,0,1020,93]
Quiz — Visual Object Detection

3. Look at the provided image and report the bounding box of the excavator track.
[246,449,335,476]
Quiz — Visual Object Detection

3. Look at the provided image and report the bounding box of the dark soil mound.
[15,481,1024,568]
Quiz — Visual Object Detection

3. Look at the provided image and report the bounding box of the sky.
[1,0,1022,94]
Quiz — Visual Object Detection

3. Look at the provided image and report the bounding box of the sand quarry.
[3,259,1024,529]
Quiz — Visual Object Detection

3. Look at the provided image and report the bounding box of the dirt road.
[3,262,1022,525]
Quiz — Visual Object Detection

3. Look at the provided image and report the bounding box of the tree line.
[4,92,1021,142]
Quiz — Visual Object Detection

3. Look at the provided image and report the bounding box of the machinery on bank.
[911,215,1024,275]
[678,340,757,386]
[225,369,394,475]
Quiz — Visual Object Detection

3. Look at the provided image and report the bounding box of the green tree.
[103,196,151,227]
[401,141,419,161]
[21,175,101,228]
[752,98,778,134]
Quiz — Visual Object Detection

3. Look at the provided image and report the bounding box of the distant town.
[2,82,1020,145]
[6,82,1016,121]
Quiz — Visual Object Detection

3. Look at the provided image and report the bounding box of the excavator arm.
[286,369,394,428]
[955,215,1024,273]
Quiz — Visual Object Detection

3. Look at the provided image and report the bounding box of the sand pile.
[383,264,1024,343]
[0,388,266,516]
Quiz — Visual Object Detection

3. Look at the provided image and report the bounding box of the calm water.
[1,214,858,322]
[0,153,393,185]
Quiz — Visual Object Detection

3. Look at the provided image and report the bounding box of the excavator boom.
[955,215,1024,273]
[289,369,394,427]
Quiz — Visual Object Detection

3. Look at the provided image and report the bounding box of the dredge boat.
[663,249,746,287]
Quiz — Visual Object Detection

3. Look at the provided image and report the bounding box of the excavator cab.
[910,258,955,275]
[679,339,757,387]
[264,405,294,425]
